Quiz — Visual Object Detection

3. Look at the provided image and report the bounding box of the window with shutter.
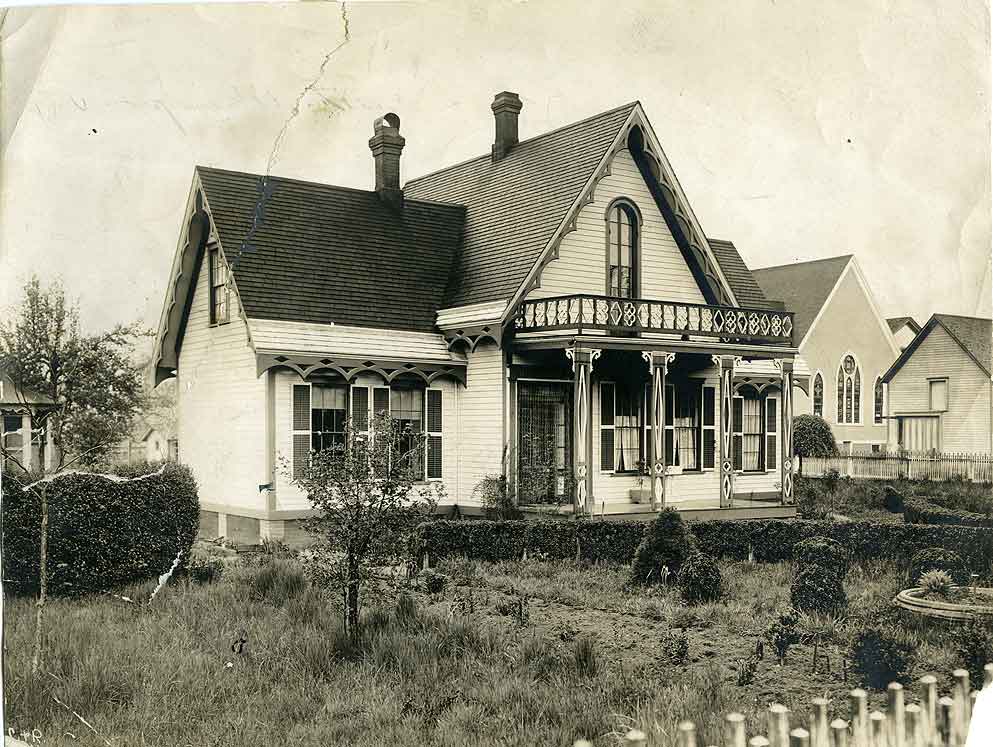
[732,396,743,470]
[599,382,615,472]
[426,389,443,479]
[765,397,778,471]
[291,384,311,479]
[372,386,391,476]
[702,386,716,469]
[351,385,370,434]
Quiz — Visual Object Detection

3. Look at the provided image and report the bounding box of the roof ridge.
[933,312,993,322]
[751,254,853,273]
[196,165,465,210]
[404,100,640,187]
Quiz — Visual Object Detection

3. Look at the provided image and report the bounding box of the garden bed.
[895,586,993,620]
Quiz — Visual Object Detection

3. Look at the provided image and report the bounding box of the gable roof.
[887,316,922,334]
[751,255,853,344]
[197,167,465,333]
[404,103,638,308]
[706,239,774,309]
[882,313,992,382]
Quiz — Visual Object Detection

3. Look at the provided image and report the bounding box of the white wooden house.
[882,314,992,454]
[152,93,810,544]
[753,256,902,451]
[0,369,54,473]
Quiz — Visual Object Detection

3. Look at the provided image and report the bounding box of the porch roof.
[511,333,800,361]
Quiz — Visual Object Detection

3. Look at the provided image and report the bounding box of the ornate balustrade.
[513,294,794,346]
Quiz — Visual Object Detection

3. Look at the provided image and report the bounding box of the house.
[109,424,178,465]
[0,369,54,473]
[753,255,901,451]
[881,314,993,454]
[888,317,922,352]
[152,93,809,545]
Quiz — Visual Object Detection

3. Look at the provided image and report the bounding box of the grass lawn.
[3,549,975,747]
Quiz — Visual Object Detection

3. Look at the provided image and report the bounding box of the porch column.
[713,355,736,508]
[779,359,795,505]
[643,351,674,511]
[566,346,598,515]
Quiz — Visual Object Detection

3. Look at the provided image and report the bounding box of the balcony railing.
[513,294,794,346]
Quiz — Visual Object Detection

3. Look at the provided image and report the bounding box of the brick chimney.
[491,91,523,162]
[369,112,405,209]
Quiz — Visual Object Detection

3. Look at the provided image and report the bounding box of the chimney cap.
[491,91,522,114]
[373,112,401,133]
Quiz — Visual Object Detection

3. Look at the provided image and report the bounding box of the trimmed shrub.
[766,607,801,664]
[954,619,993,686]
[790,564,846,614]
[851,627,913,688]
[1,462,199,596]
[904,497,993,528]
[630,508,694,584]
[659,628,689,664]
[883,486,904,513]
[677,552,722,604]
[909,548,968,585]
[793,415,838,459]
[576,521,645,565]
[795,536,849,576]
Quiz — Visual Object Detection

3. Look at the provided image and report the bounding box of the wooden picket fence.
[800,450,993,484]
[575,663,991,747]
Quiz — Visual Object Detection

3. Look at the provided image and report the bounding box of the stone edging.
[894,586,993,620]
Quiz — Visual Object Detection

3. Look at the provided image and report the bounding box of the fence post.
[726,713,747,747]
[868,712,886,747]
[920,675,938,744]
[953,668,971,731]
[904,704,922,747]
[811,698,830,747]
[829,719,848,747]
[677,720,697,747]
[937,697,954,746]
[888,682,905,747]
[985,663,993,688]
[849,689,869,747]
[624,729,647,747]
[769,703,790,747]
[789,729,810,747]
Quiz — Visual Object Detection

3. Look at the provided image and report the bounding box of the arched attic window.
[837,354,861,424]
[606,200,639,298]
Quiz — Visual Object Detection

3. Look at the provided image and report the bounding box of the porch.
[503,294,803,517]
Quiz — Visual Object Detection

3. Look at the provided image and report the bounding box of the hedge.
[414,517,993,576]
[1,462,199,596]
[903,496,993,529]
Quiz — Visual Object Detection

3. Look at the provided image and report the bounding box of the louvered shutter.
[766,397,778,471]
[600,383,615,472]
[702,386,716,469]
[292,384,312,479]
[732,397,743,470]
[426,389,443,479]
[351,385,370,434]
[372,386,391,476]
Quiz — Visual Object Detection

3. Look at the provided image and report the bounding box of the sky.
[1,0,990,344]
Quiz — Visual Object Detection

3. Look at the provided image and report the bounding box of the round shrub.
[420,569,448,594]
[795,536,849,576]
[918,569,955,599]
[883,486,904,513]
[793,415,839,459]
[1,462,199,596]
[790,563,846,614]
[851,627,913,688]
[677,552,722,604]
[630,508,694,584]
[909,547,968,585]
[954,618,993,686]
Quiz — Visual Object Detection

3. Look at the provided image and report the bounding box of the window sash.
[208,248,229,324]
[732,392,777,473]
[928,380,948,411]
[813,373,824,418]
[664,382,702,471]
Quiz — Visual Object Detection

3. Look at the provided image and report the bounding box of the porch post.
[713,355,736,508]
[643,351,674,511]
[566,346,598,515]
[780,359,795,505]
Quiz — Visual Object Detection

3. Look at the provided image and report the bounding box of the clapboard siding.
[249,318,456,360]
[526,148,708,305]
[274,372,460,510]
[887,325,992,453]
[458,341,505,503]
[177,244,266,512]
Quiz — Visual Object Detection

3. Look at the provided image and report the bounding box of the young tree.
[792,414,839,471]
[0,275,146,469]
[292,413,439,631]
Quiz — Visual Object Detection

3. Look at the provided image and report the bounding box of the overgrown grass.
[4,549,977,746]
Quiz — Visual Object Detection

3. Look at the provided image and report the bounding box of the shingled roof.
[197,167,465,333]
[887,316,922,334]
[883,313,992,382]
[751,255,853,344]
[404,103,638,308]
[706,239,774,309]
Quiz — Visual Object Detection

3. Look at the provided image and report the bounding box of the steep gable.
[752,256,852,344]
[884,314,992,382]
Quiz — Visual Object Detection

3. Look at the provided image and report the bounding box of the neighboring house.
[881,314,993,454]
[0,369,54,472]
[109,423,178,465]
[152,93,808,545]
[753,255,902,451]
[888,317,922,352]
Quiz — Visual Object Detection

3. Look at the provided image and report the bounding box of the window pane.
[741,398,762,471]
[929,381,947,411]
[614,383,640,471]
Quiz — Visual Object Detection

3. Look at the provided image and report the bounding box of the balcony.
[513,294,794,346]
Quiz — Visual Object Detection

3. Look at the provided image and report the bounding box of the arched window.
[812,373,824,418]
[606,201,638,298]
[837,354,861,424]
[874,377,884,424]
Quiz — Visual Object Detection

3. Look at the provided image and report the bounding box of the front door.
[517,381,573,504]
